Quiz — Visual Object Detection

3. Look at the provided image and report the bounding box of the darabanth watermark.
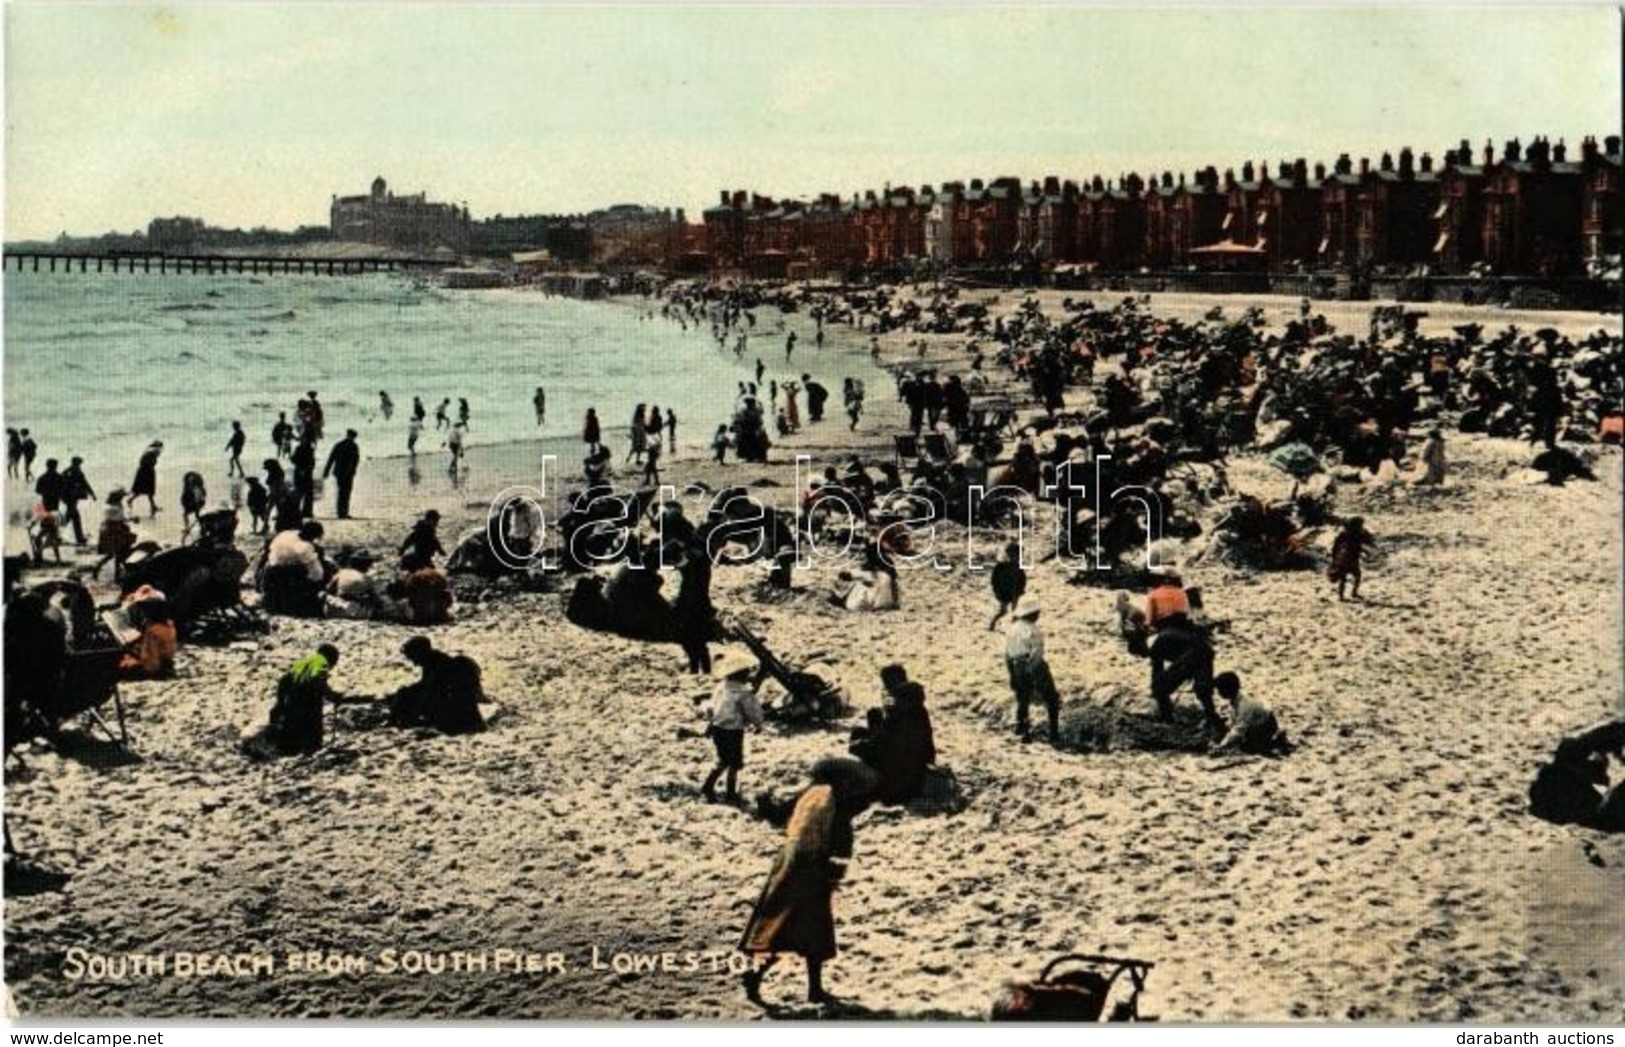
[478,454,1166,575]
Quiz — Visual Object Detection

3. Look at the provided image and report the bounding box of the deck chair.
[922,432,954,462]
[55,646,131,746]
[893,433,921,469]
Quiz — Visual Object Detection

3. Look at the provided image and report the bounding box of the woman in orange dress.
[740,759,876,1005]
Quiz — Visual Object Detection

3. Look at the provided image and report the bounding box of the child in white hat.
[701,651,764,803]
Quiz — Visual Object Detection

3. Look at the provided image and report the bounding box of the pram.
[991,953,1157,1022]
[726,620,845,723]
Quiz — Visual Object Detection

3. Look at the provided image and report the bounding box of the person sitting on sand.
[848,664,936,804]
[324,550,385,620]
[401,559,454,626]
[387,636,485,735]
[740,758,879,1007]
[241,644,341,760]
[699,650,765,804]
[1209,672,1286,755]
[262,521,328,618]
[116,592,177,680]
[1529,719,1625,832]
[1328,516,1374,601]
[832,541,900,613]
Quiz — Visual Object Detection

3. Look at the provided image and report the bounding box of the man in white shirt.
[262,521,326,617]
[701,651,765,803]
[267,521,325,582]
[1006,597,1060,743]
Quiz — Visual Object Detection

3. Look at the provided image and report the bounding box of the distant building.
[330,176,469,254]
[147,216,207,254]
[586,204,684,268]
[1580,134,1623,275]
[471,214,590,265]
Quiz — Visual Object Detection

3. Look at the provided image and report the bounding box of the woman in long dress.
[127,441,163,517]
[740,759,876,1005]
[627,404,648,464]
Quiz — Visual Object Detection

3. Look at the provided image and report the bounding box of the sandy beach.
[4,291,1622,1021]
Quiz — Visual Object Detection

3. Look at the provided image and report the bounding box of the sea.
[2,270,889,527]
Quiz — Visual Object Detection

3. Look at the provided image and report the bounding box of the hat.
[149,440,164,450]
[1148,563,1182,581]
[712,649,755,680]
[1013,596,1042,620]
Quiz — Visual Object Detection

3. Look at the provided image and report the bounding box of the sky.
[3,4,1621,241]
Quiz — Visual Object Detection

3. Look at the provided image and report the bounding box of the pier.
[1,251,454,276]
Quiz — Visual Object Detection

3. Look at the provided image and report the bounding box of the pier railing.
[2,251,456,276]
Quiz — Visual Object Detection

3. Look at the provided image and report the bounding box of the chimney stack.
[1314,161,1327,182]
[1419,152,1433,174]
[1552,139,1567,163]
[1380,151,1394,172]
[1241,161,1255,183]
[1504,137,1521,162]
[1359,157,1371,176]
[1607,135,1623,156]
[1482,140,1495,166]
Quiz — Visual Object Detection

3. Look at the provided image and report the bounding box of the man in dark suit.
[323,429,361,519]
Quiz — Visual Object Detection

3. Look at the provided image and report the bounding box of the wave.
[257,310,297,322]
[156,303,216,312]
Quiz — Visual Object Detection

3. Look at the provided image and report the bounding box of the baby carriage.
[726,620,846,724]
[990,954,1157,1022]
